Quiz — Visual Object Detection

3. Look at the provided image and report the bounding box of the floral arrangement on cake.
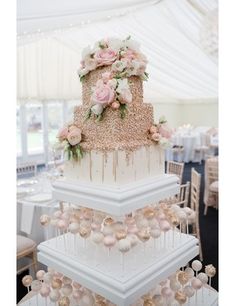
[78,36,148,120]
[149,116,173,147]
[57,124,83,161]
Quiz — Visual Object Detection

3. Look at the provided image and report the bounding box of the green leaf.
[99,42,105,49]
[85,108,92,121]
[120,104,127,119]
[79,75,85,82]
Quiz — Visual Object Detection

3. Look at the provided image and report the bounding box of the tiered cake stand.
[33,174,217,306]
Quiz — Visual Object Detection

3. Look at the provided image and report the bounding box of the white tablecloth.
[17,174,59,245]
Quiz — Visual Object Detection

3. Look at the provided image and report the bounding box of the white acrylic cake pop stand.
[38,232,199,306]
[18,287,218,306]
[52,174,179,215]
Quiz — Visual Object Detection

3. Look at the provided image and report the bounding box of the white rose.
[125,39,140,51]
[82,46,92,59]
[107,79,117,89]
[116,79,129,93]
[78,67,89,77]
[108,38,124,52]
[112,60,127,72]
[91,104,104,115]
[84,57,97,71]
[159,137,170,148]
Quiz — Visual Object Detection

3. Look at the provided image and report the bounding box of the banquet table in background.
[165,126,218,163]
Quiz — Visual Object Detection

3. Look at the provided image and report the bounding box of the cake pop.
[49,289,61,304]
[136,218,149,229]
[31,280,42,306]
[150,228,161,250]
[51,278,62,290]
[205,264,216,288]
[22,275,33,292]
[62,276,72,285]
[152,294,164,306]
[61,284,73,296]
[72,289,83,300]
[161,287,173,305]
[197,272,208,285]
[36,270,45,281]
[143,207,155,220]
[159,220,171,248]
[79,226,91,248]
[53,210,62,219]
[184,267,194,279]
[175,291,187,305]
[43,272,53,285]
[103,235,116,257]
[58,296,70,306]
[92,231,104,265]
[177,271,189,286]
[91,222,101,231]
[103,217,115,226]
[40,214,51,241]
[115,229,127,240]
[191,277,202,304]
[102,225,114,236]
[72,281,82,289]
[68,222,80,254]
[79,293,95,306]
[118,238,131,273]
[137,228,150,260]
[40,284,51,306]
[127,225,139,235]
[183,285,195,298]
[53,271,63,279]
[170,279,181,292]
[143,298,155,306]
[192,260,202,276]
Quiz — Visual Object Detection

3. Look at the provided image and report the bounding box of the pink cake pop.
[103,235,116,257]
[51,278,62,290]
[127,225,139,235]
[40,284,51,306]
[161,287,173,305]
[91,222,101,231]
[191,277,202,304]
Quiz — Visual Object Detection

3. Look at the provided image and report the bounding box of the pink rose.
[119,89,132,104]
[94,48,117,66]
[149,125,157,134]
[159,124,173,139]
[152,133,161,142]
[101,72,112,83]
[91,82,115,105]
[84,57,97,71]
[57,127,69,141]
[67,128,82,146]
[121,49,137,61]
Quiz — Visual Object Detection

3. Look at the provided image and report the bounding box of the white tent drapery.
[17,0,218,103]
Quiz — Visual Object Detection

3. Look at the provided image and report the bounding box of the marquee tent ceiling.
[17,0,218,103]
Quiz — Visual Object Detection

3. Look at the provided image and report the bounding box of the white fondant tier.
[52,174,179,216]
[38,232,199,306]
[64,145,165,186]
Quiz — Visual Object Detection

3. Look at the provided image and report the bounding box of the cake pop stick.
[57,219,68,252]
[68,222,80,255]
[40,214,51,242]
[192,260,202,277]
[150,228,161,251]
[103,235,116,259]
[31,280,42,306]
[197,272,208,302]
[22,275,33,305]
[161,287,173,306]
[205,264,216,296]
[92,231,104,265]
[159,220,171,249]
[118,238,131,275]
[79,226,91,251]
[137,228,150,262]
[49,289,61,306]
[40,284,51,306]
[191,278,202,305]
[183,286,195,306]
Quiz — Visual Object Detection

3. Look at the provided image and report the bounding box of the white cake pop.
[188,211,196,223]
[170,279,181,292]
[118,238,131,253]
[22,275,33,288]
[127,234,138,248]
[159,220,171,232]
[69,222,80,234]
[177,210,187,223]
[91,222,101,231]
[197,272,208,284]
[192,260,202,273]
[61,284,73,296]
[51,278,62,290]
[79,293,95,306]
[136,218,149,229]
[72,289,83,300]
[182,207,192,216]
[54,210,62,219]
[183,285,195,298]
[31,280,42,296]
[102,225,114,236]
[36,270,45,281]
[171,205,181,212]
[72,281,82,289]
[161,287,173,299]
[43,272,53,285]
[127,225,139,235]
[92,232,104,244]
[80,219,92,228]
[40,284,51,297]
[150,228,161,239]
[49,289,61,302]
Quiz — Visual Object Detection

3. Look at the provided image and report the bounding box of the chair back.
[207,161,218,185]
[175,182,190,207]
[17,163,37,178]
[166,161,184,184]
[190,168,201,211]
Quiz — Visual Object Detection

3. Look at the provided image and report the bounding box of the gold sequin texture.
[74,66,155,153]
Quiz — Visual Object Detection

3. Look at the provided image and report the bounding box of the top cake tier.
[82,66,143,107]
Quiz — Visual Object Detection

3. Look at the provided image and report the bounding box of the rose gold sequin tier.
[82,66,143,107]
[74,103,154,152]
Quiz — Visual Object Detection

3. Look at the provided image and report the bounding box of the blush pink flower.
[57,127,69,141]
[67,128,82,146]
[101,72,112,83]
[159,124,173,139]
[91,82,115,105]
[121,49,137,61]
[151,133,161,142]
[94,48,117,66]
